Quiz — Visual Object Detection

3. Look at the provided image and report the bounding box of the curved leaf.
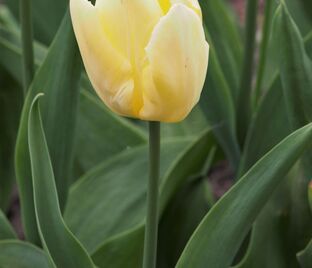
[158,178,214,268]
[65,139,191,253]
[274,3,312,129]
[90,130,215,267]
[239,77,291,174]
[176,123,312,268]
[199,50,240,169]
[199,0,242,101]
[92,225,145,268]
[15,10,82,243]
[28,94,94,268]
[0,240,52,268]
[74,90,146,177]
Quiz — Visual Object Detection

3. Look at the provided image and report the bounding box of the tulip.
[70,0,209,122]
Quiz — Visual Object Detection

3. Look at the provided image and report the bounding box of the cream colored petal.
[158,0,201,17]
[94,0,163,115]
[70,0,136,116]
[95,0,162,63]
[140,3,209,122]
[171,0,202,17]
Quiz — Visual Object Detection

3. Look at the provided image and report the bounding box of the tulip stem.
[143,121,160,268]
[20,0,35,97]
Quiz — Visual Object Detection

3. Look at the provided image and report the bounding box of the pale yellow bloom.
[70,0,209,122]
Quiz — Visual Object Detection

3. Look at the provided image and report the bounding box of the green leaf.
[91,226,145,268]
[176,123,312,268]
[0,240,52,268]
[89,129,215,267]
[239,77,291,174]
[199,50,240,169]
[65,139,191,253]
[274,3,312,130]
[199,0,242,101]
[0,210,16,239]
[74,90,147,177]
[28,94,94,268]
[198,0,241,169]
[7,0,67,44]
[297,239,312,268]
[285,0,311,36]
[161,107,208,139]
[158,178,214,268]
[238,72,311,267]
[234,197,290,268]
[15,10,82,243]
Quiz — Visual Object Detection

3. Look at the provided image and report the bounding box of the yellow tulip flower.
[70,0,209,122]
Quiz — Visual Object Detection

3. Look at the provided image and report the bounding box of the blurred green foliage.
[0,0,311,267]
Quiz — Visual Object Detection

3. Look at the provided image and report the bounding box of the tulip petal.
[94,0,164,115]
[158,0,201,17]
[95,0,162,63]
[70,0,136,116]
[141,4,209,122]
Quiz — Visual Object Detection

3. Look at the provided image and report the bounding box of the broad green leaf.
[15,11,81,243]
[0,240,52,268]
[199,0,242,101]
[238,67,311,266]
[28,94,94,268]
[297,240,312,268]
[234,170,304,268]
[274,3,312,130]
[0,210,16,239]
[158,178,214,268]
[65,139,191,253]
[199,50,240,169]
[176,123,312,268]
[0,72,22,210]
[239,77,291,174]
[91,226,145,268]
[240,28,312,172]
[234,200,289,268]
[74,90,146,177]
[7,0,67,44]
[89,129,215,267]
[161,107,208,139]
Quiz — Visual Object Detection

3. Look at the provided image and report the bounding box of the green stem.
[20,0,35,96]
[237,0,259,143]
[253,0,273,106]
[143,121,160,268]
